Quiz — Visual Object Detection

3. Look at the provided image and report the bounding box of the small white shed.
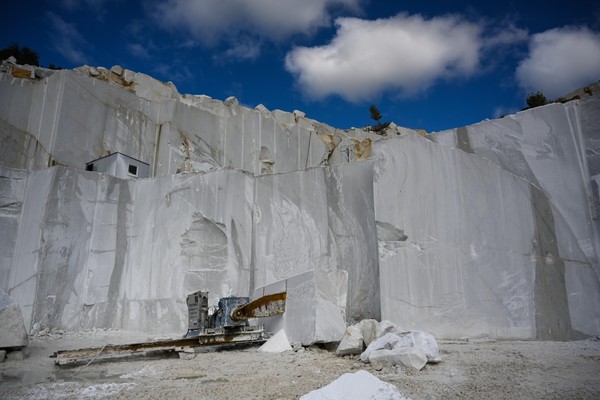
[85,152,150,179]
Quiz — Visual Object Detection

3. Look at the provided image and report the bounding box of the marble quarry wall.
[254,161,380,321]
[375,134,600,339]
[1,62,599,340]
[427,93,600,338]
[0,66,375,177]
[0,161,378,339]
[3,166,257,335]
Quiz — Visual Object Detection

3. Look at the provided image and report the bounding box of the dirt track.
[1,331,600,399]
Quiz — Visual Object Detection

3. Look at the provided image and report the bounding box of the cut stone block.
[255,270,348,346]
[0,290,28,349]
[336,324,364,356]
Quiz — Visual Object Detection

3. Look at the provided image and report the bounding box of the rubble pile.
[337,319,440,371]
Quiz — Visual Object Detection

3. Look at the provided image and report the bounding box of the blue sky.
[2,0,599,132]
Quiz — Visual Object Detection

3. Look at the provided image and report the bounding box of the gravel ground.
[1,331,600,399]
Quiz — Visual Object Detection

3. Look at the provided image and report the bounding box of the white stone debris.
[394,331,441,363]
[258,329,292,353]
[359,319,379,346]
[376,320,397,338]
[300,370,409,400]
[336,319,407,356]
[369,346,428,370]
[360,330,441,369]
[0,290,29,349]
[336,325,363,356]
[360,333,402,363]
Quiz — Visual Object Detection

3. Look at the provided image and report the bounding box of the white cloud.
[214,38,262,63]
[516,27,600,99]
[47,12,91,65]
[285,14,484,101]
[128,43,151,59]
[60,0,114,10]
[153,0,363,44]
[483,24,528,48]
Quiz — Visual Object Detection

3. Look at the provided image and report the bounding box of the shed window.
[128,164,138,176]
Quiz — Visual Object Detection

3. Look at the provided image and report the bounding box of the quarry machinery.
[184,290,287,340]
[52,291,286,366]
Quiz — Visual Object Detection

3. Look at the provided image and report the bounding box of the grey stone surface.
[375,134,539,339]
[428,98,600,338]
[254,161,380,322]
[6,349,25,361]
[255,270,348,345]
[0,350,5,362]
[0,289,28,348]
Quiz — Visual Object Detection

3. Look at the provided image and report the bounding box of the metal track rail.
[52,329,265,366]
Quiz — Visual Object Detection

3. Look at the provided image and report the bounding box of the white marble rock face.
[253,161,380,323]
[4,166,255,335]
[1,64,600,341]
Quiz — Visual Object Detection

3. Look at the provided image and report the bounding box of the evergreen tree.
[0,42,40,66]
[368,104,390,133]
[526,91,548,108]
[369,104,383,124]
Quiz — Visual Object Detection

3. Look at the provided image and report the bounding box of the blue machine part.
[215,297,250,329]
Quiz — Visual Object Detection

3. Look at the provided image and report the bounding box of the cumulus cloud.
[47,12,91,65]
[153,0,363,44]
[285,14,484,101]
[516,27,600,99]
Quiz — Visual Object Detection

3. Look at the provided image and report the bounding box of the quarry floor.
[1,331,600,399]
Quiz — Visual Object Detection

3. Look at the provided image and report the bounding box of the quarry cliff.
[1,59,599,342]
